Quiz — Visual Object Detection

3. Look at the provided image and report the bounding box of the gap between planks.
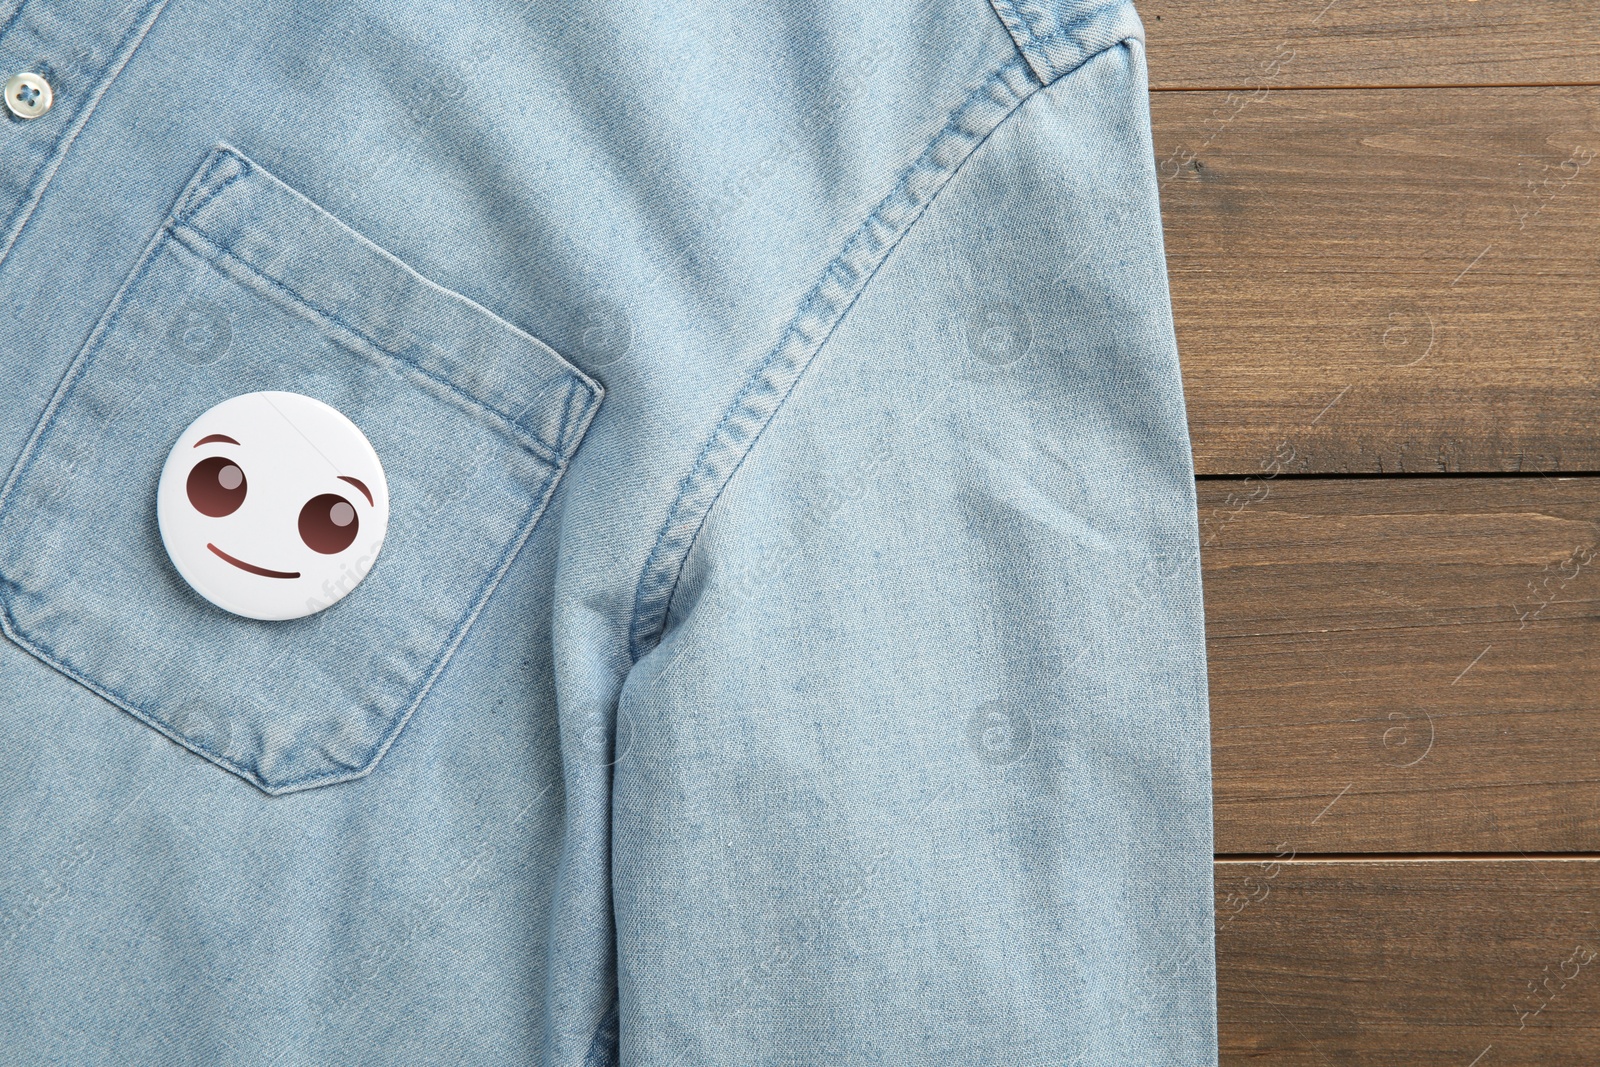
[1216,852,1600,863]
[1193,471,1600,481]
[1151,81,1600,92]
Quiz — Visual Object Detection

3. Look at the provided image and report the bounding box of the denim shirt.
[0,0,1217,1063]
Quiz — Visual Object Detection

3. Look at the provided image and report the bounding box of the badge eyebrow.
[339,475,373,506]
[194,434,240,448]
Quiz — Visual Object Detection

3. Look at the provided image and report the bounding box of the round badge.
[156,391,389,621]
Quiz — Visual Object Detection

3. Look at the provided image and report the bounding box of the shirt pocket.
[0,144,602,795]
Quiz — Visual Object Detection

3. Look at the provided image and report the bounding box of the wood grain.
[1201,476,1600,854]
[1143,8,1600,1064]
[1143,0,1600,90]
[1215,858,1600,1065]
[1154,86,1600,475]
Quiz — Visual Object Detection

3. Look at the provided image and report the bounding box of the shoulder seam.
[986,0,1144,85]
[626,56,1039,662]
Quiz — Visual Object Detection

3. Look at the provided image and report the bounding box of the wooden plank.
[1215,858,1600,1065]
[1200,476,1600,854]
[1143,0,1600,90]
[1154,86,1600,475]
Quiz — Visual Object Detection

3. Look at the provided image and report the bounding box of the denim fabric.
[0,0,1216,1063]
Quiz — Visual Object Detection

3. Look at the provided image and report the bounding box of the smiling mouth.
[207,543,300,579]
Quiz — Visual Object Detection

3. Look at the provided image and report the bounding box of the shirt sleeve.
[611,22,1219,1066]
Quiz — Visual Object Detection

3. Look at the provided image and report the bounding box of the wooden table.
[1144,3,1600,1062]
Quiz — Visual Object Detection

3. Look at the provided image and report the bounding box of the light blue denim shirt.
[0,0,1216,1063]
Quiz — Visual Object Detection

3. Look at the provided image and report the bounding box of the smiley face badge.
[157,391,389,620]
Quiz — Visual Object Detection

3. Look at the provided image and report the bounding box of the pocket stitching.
[0,269,571,791]
[171,146,248,231]
[0,189,185,523]
[167,225,569,467]
[557,373,577,452]
[184,144,602,463]
[0,456,566,793]
[0,159,591,794]
[0,153,247,525]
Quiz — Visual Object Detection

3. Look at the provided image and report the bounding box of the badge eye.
[299,493,359,554]
[187,456,247,517]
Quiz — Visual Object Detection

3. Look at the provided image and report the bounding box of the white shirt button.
[3,71,53,120]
